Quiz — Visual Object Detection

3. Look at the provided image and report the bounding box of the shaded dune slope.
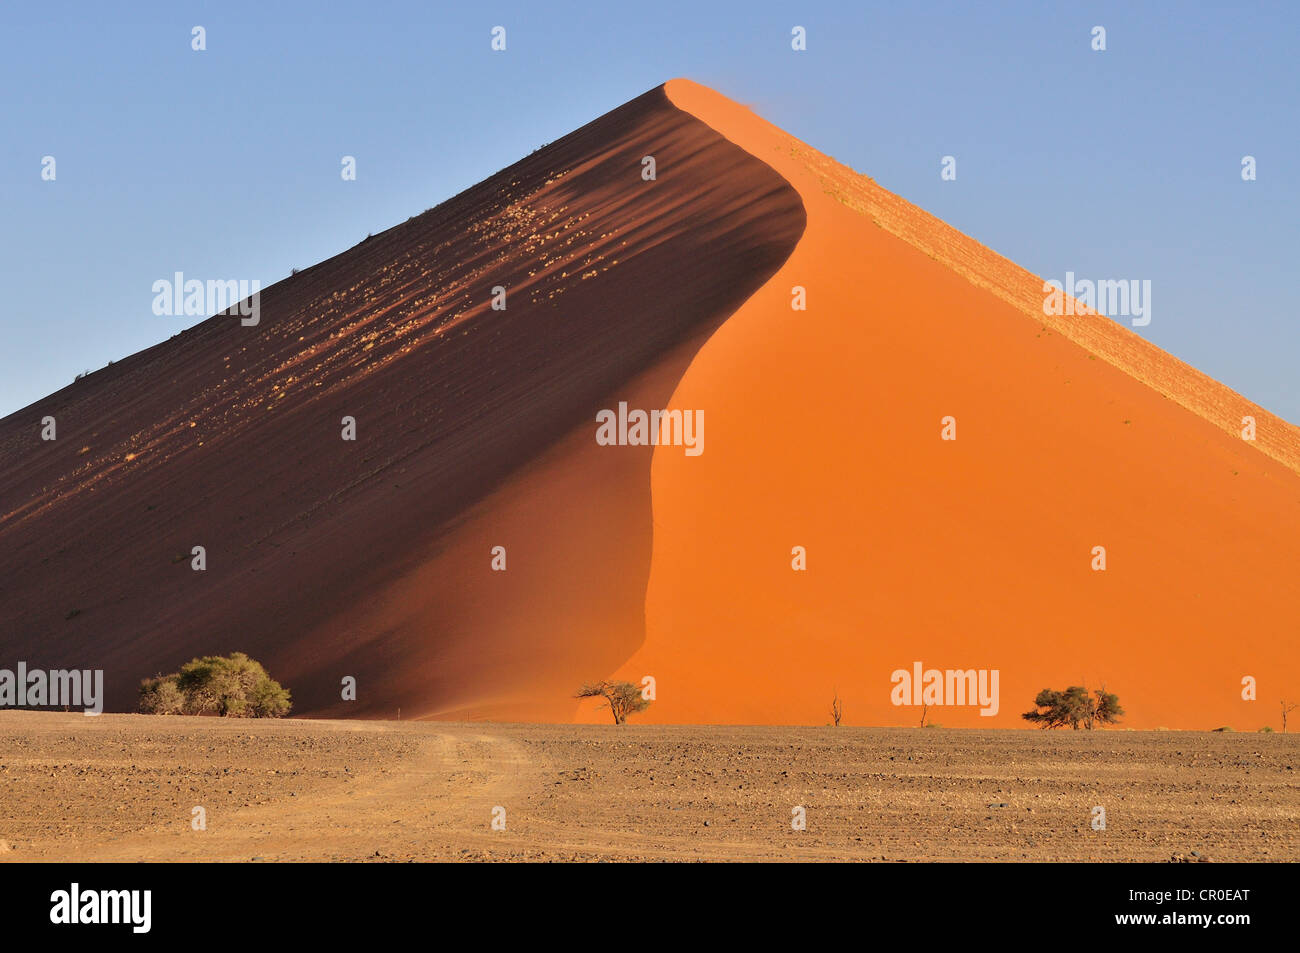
[606,80,1300,730]
[0,85,805,717]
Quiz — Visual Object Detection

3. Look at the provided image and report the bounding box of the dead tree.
[1282,700,1298,733]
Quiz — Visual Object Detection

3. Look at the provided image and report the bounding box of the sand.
[1,712,1296,862]
[608,80,1300,728]
[0,86,803,719]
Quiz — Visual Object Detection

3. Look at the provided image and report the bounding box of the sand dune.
[0,85,804,718]
[2,80,1297,728]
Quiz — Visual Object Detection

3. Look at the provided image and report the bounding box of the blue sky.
[2,1,1297,420]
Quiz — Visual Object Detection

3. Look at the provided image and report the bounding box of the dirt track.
[1,712,1296,862]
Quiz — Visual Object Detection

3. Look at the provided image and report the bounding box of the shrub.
[1022,685,1124,730]
[138,674,186,714]
[140,652,291,717]
[575,680,649,725]
[247,674,293,718]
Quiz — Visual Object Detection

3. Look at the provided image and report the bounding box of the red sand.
[2,81,1297,729]
[0,85,803,719]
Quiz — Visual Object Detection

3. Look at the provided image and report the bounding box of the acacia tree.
[140,652,291,717]
[1022,686,1123,730]
[1092,686,1124,728]
[576,680,649,725]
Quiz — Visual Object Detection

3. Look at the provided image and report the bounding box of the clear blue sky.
[3,1,1297,420]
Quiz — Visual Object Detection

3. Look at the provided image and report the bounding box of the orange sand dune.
[606,79,1300,730]
[0,85,803,718]
[2,80,1297,730]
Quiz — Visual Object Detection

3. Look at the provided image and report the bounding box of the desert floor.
[1,711,1296,862]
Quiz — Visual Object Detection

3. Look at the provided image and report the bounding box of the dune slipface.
[2,80,1297,729]
[605,80,1300,730]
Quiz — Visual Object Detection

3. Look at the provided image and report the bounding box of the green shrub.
[138,674,186,714]
[1022,685,1124,730]
[248,674,293,718]
[140,652,291,718]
